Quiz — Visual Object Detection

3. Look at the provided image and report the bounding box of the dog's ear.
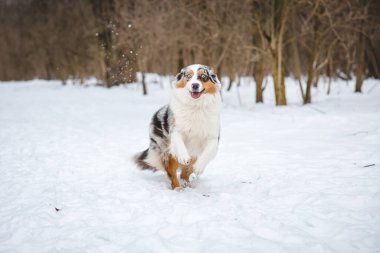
[172,69,186,88]
[209,69,222,89]
[175,70,184,82]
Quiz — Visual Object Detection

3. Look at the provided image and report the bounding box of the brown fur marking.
[186,69,194,77]
[177,79,186,88]
[165,155,180,189]
[180,159,196,182]
[177,69,194,89]
[180,168,192,182]
[198,69,217,95]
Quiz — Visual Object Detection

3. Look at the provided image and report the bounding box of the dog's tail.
[133,148,157,171]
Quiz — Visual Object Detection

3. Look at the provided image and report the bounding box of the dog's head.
[174,64,221,100]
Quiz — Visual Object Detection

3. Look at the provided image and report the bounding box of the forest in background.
[1,0,379,105]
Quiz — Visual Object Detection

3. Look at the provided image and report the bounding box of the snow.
[0,77,379,253]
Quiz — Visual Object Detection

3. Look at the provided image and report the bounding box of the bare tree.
[253,0,289,105]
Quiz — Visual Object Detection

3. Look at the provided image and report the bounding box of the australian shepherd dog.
[134,64,221,190]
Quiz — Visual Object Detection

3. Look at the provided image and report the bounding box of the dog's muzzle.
[190,83,204,99]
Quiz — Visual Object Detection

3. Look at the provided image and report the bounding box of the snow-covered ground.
[0,77,379,253]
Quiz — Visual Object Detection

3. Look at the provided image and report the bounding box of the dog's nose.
[192,83,200,90]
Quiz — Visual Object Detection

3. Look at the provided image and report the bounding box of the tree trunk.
[313,69,320,87]
[327,52,333,95]
[269,0,288,106]
[290,12,304,101]
[272,50,287,105]
[253,60,264,103]
[227,76,233,91]
[252,1,266,104]
[142,72,147,95]
[304,66,314,104]
[355,30,365,93]
[304,10,321,104]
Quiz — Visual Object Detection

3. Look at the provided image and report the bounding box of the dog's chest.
[173,106,219,154]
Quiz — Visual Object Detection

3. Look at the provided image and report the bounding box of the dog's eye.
[200,74,208,82]
[184,73,192,79]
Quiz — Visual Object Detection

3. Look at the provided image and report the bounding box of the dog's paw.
[173,186,184,192]
[180,179,193,188]
[176,153,191,165]
[193,165,205,176]
[193,168,201,176]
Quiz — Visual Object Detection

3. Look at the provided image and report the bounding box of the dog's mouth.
[190,89,205,99]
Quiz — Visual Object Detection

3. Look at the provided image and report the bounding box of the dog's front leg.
[170,131,191,165]
[193,138,218,176]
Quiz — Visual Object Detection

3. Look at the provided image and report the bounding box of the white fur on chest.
[170,90,221,157]
[176,106,219,156]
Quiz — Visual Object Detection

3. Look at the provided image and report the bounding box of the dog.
[134,64,222,189]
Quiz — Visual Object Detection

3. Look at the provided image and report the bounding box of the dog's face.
[174,64,221,100]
